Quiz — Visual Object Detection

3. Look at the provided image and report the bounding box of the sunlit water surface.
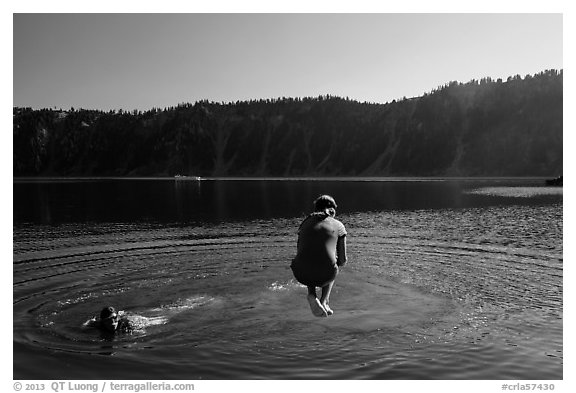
[13,179,562,379]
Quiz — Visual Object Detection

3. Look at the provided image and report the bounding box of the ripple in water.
[13,204,562,379]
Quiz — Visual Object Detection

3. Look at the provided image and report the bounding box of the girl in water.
[82,306,133,334]
[291,195,348,317]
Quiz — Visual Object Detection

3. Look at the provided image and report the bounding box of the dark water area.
[13,177,562,224]
[13,178,562,379]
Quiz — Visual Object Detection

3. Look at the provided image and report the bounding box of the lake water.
[13,178,563,379]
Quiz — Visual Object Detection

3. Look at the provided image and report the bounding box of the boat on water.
[174,175,202,181]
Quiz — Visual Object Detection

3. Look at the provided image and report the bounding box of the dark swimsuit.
[291,213,346,287]
[291,260,338,287]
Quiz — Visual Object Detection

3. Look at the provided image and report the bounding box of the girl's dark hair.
[314,195,337,211]
[313,195,337,217]
[100,306,116,320]
[298,195,338,230]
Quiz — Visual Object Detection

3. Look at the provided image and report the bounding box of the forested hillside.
[13,70,562,177]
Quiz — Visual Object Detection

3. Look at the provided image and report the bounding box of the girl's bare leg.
[320,281,335,315]
[307,286,316,297]
[306,285,327,317]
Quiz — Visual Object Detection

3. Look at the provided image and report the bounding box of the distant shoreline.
[12,176,554,183]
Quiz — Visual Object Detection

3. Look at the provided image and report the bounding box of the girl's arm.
[81,316,98,330]
[336,235,347,267]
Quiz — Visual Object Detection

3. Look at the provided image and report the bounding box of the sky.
[13,12,563,111]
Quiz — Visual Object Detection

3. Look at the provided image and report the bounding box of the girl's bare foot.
[307,294,328,317]
[322,303,334,316]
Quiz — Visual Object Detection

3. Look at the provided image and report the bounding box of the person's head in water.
[314,195,337,217]
[99,306,119,332]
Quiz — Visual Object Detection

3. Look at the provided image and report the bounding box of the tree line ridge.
[13,69,562,177]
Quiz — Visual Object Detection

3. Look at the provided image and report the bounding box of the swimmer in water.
[82,306,133,334]
[291,195,348,317]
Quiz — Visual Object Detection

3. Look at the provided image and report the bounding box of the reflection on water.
[13,178,562,379]
[13,177,559,225]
